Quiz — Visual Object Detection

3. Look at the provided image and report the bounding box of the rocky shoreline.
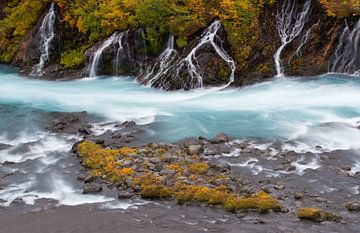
[33,111,357,232]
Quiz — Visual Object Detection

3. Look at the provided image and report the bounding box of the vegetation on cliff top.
[0,0,359,66]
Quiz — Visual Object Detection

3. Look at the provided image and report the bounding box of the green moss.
[60,46,89,69]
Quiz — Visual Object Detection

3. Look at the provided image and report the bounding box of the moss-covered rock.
[297,207,343,222]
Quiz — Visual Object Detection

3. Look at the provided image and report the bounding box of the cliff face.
[1,0,359,88]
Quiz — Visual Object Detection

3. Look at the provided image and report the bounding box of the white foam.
[291,156,321,175]
[228,158,263,175]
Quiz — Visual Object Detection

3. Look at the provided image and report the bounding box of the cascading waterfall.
[88,32,125,77]
[274,0,311,77]
[144,35,177,86]
[114,32,126,75]
[330,19,360,75]
[30,3,56,76]
[175,20,236,89]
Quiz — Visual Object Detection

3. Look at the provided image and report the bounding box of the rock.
[161,152,178,163]
[203,144,230,155]
[78,127,91,135]
[209,159,230,172]
[183,138,201,147]
[274,183,285,190]
[211,132,229,144]
[77,173,93,183]
[11,198,25,205]
[315,197,327,203]
[341,166,352,171]
[345,202,360,212]
[150,157,161,164]
[120,121,136,128]
[2,161,15,166]
[118,191,133,199]
[82,183,102,194]
[0,143,11,151]
[188,145,202,154]
[294,191,305,200]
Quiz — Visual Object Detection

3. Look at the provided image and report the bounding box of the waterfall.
[330,19,360,75]
[144,35,177,86]
[175,20,236,89]
[114,32,126,75]
[274,0,311,77]
[31,3,56,76]
[88,32,125,77]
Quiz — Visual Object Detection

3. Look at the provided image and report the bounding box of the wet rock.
[82,183,102,194]
[209,159,230,172]
[2,161,15,166]
[77,173,93,183]
[211,132,229,144]
[11,198,25,205]
[294,191,305,200]
[188,145,202,154]
[120,121,136,128]
[118,191,133,199]
[183,138,201,147]
[274,183,285,190]
[345,202,360,212]
[0,143,11,151]
[79,127,91,135]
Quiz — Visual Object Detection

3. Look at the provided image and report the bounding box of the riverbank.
[1,111,360,232]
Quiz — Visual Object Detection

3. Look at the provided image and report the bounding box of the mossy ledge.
[297,207,343,222]
[77,140,281,214]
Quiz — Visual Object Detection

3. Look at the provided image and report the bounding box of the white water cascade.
[31,3,56,76]
[274,0,312,77]
[175,20,236,89]
[88,32,125,77]
[144,35,178,86]
[330,19,360,75]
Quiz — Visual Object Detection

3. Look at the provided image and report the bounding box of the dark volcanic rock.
[0,143,11,151]
[82,183,102,194]
[46,111,95,135]
[211,132,229,144]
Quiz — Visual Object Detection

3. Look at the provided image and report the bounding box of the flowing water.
[330,19,360,75]
[31,3,56,76]
[274,0,312,77]
[175,20,236,89]
[1,64,360,208]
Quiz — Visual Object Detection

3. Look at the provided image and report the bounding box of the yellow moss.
[141,185,174,199]
[297,207,342,222]
[188,163,209,174]
[77,141,137,183]
[224,191,281,213]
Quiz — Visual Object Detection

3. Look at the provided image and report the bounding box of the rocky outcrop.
[4,0,360,89]
[12,3,63,76]
[83,29,147,77]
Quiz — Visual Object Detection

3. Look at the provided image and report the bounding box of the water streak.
[175,20,236,89]
[330,19,360,75]
[143,35,178,87]
[274,0,311,77]
[89,32,125,77]
[31,3,56,76]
